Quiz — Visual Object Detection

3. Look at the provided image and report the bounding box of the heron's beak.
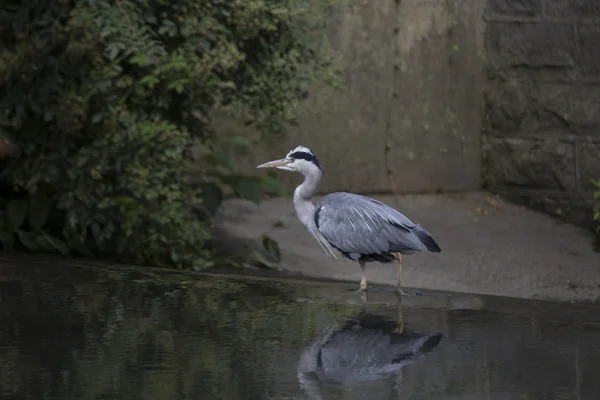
[256,158,291,169]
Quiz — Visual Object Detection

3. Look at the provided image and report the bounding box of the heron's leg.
[393,253,404,294]
[360,291,368,308]
[358,262,367,292]
[394,290,404,333]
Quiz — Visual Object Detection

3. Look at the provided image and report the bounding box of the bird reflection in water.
[297,293,442,399]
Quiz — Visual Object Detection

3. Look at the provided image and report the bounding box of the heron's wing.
[387,333,443,362]
[314,192,436,258]
[319,329,393,371]
[318,329,442,382]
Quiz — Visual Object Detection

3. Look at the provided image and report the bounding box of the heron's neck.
[293,170,321,230]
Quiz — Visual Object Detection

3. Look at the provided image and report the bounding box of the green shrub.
[0,0,338,268]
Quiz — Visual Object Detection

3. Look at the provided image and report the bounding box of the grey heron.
[257,146,441,293]
[297,310,443,398]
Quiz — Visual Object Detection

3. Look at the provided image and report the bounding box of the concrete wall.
[210,0,599,229]
[222,0,485,195]
[483,0,600,228]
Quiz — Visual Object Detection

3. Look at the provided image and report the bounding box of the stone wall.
[483,0,600,228]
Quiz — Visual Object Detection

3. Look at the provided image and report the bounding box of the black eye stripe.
[289,151,313,161]
[289,151,322,170]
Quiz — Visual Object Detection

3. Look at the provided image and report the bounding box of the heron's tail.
[413,225,441,253]
[418,333,443,353]
[389,333,443,364]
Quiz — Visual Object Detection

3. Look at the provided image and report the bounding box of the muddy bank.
[214,191,600,303]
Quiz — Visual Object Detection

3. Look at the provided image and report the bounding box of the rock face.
[483,0,600,228]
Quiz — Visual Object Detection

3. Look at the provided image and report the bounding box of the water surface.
[1,256,600,399]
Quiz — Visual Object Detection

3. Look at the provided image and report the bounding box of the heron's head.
[257,146,322,176]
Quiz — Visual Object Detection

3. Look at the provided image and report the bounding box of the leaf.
[140,75,160,88]
[226,176,263,205]
[225,136,250,148]
[261,176,288,196]
[198,183,223,215]
[192,258,215,271]
[29,195,52,230]
[215,152,235,170]
[0,230,14,249]
[262,235,281,262]
[129,53,147,66]
[217,81,237,90]
[108,46,120,60]
[5,199,28,232]
[204,152,234,170]
[91,113,104,124]
[34,233,55,252]
[250,249,279,270]
[44,233,70,256]
[16,230,38,251]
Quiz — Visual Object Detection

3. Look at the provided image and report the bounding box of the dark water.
[1,257,600,400]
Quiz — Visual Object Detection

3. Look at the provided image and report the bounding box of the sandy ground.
[214,191,600,303]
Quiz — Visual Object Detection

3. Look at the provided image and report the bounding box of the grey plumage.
[297,312,443,396]
[314,192,441,263]
[257,145,441,292]
[317,314,442,382]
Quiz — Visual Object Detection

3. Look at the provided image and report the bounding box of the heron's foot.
[392,326,404,334]
[358,278,368,292]
[395,287,426,296]
[355,286,368,293]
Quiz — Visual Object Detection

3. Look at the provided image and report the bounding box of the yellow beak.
[256,158,291,169]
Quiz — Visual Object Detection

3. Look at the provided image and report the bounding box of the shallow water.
[1,256,600,400]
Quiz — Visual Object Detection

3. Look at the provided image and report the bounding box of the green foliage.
[0,0,338,267]
[593,180,600,239]
[194,135,288,214]
[0,195,70,256]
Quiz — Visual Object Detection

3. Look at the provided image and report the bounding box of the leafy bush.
[0,0,338,268]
